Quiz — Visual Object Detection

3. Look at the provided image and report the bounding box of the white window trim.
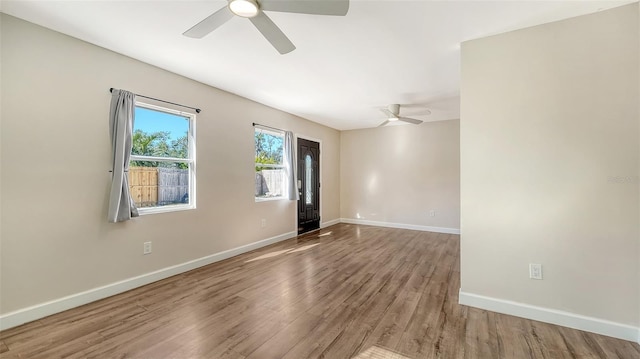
[254,125,286,202]
[255,196,284,203]
[254,126,283,137]
[255,164,285,169]
[133,101,196,215]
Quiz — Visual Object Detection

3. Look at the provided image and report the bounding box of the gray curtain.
[108,89,139,222]
[283,131,298,201]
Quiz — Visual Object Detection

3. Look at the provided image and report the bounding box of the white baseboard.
[459,290,640,343]
[321,218,341,228]
[340,218,460,235]
[0,231,296,331]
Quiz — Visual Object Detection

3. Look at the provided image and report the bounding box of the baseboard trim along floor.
[459,290,640,343]
[321,218,341,228]
[340,218,460,235]
[1,217,455,331]
[0,230,296,331]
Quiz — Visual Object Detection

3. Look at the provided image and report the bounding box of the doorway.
[297,138,320,234]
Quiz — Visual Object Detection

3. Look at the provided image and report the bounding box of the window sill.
[255,197,286,203]
[137,204,195,216]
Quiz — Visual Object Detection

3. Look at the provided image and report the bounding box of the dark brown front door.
[297,138,320,234]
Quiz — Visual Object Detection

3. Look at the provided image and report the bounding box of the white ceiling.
[2,0,634,130]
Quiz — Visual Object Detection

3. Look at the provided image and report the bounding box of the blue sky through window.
[134,107,189,141]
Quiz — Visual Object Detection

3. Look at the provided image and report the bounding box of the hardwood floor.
[1,224,638,358]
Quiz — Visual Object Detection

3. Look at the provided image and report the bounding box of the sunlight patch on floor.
[245,243,320,262]
[244,248,294,262]
[288,243,320,253]
[352,346,414,359]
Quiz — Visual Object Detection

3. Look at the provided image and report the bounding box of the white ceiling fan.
[183,0,350,54]
[378,104,430,127]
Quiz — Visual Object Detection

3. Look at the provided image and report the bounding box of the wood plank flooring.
[1,224,638,358]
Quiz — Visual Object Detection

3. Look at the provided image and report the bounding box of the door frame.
[294,133,323,234]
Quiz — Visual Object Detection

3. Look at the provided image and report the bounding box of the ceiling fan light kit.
[183,0,350,54]
[229,0,259,18]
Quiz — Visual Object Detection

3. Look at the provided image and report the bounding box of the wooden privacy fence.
[129,167,157,207]
[129,167,189,207]
[158,167,189,205]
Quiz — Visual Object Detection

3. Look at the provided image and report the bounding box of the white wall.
[0,14,340,318]
[460,2,639,335]
[340,120,460,232]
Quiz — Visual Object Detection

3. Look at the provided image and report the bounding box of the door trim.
[294,134,322,235]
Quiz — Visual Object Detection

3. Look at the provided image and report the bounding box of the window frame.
[131,101,196,215]
[254,126,286,202]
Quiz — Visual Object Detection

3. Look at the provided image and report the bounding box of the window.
[305,154,312,205]
[255,127,285,200]
[129,102,196,214]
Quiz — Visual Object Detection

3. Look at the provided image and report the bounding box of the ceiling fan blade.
[378,120,390,127]
[249,12,296,54]
[183,6,234,38]
[380,108,397,118]
[399,117,423,125]
[260,0,349,16]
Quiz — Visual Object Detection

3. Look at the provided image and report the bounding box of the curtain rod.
[110,88,201,113]
[252,122,285,133]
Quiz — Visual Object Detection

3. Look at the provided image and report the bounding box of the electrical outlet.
[261,219,266,228]
[529,263,542,280]
[429,210,436,217]
[143,241,152,255]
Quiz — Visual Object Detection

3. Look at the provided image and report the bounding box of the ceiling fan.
[378,104,430,127]
[183,0,350,54]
